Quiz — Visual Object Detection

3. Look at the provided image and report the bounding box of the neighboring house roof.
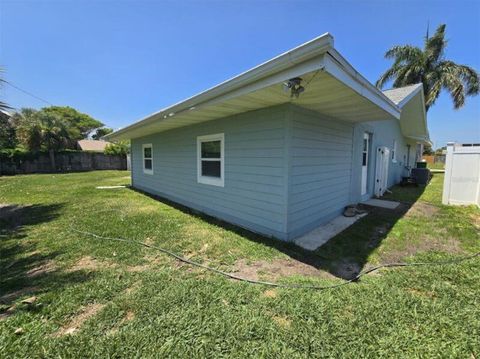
[106,33,428,145]
[383,83,431,145]
[77,139,110,152]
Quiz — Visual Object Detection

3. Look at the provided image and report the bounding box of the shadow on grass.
[0,204,94,316]
[130,180,429,280]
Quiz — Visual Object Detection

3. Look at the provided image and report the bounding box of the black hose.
[71,227,480,291]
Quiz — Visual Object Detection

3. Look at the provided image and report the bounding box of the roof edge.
[106,33,334,140]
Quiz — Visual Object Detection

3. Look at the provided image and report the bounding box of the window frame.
[197,133,224,187]
[142,143,153,175]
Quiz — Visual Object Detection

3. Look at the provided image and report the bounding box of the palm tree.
[14,109,75,170]
[376,24,479,111]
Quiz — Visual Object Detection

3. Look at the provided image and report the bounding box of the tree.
[104,140,130,155]
[0,111,17,149]
[40,106,103,139]
[14,108,76,169]
[423,143,434,155]
[92,127,113,140]
[376,24,479,111]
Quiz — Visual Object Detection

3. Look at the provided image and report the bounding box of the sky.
[0,0,479,148]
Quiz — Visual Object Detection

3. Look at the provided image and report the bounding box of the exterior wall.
[350,118,413,203]
[130,103,417,241]
[131,105,290,240]
[286,106,354,239]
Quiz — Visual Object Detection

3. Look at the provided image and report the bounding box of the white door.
[361,132,369,195]
[374,146,390,197]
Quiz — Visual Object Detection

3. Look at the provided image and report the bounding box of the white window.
[142,144,153,174]
[197,133,224,187]
[392,140,397,162]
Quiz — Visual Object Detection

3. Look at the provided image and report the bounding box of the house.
[77,139,111,152]
[106,33,430,241]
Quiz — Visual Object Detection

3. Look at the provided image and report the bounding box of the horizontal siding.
[132,106,288,239]
[287,106,354,238]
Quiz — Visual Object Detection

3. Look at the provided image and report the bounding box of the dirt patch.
[406,288,436,299]
[53,303,106,336]
[328,259,362,279]
[262,289,277,298]
[405,201,439,218]
[106,310,135,336]
[124,310,135,321]
[126,264,151,273]
[380,235,463,263]
[0,287,40,305]
[0,305,16,321]
[272,315,291,329]
[124,281,141,296]
[471,213,480,230]
[26,261,57,278]
[233,258,333,281]
[68,256,116,272]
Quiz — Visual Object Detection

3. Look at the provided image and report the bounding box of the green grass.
[1,171,479,357]
[427,162,445,170]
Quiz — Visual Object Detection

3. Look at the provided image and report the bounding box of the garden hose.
[71,227,480,291]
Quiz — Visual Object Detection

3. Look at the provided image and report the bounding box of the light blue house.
[107,33,430,241]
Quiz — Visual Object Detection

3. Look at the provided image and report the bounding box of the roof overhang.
[392,84,431,145]
[106,33,401,141]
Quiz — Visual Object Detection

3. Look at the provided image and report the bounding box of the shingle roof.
[77,139,110,152]
[382,83,423,106]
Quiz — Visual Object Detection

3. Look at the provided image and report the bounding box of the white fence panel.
[442,143,480,207]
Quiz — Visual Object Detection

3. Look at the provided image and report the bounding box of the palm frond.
[375,65,403,89]
[425,24,447,63]
[385,45,423,63]
[424,72,442,110]
[440,70,465,109]
[455,64,479,95]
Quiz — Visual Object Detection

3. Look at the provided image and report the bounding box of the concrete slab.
[96,186,127,189]
[294,213,367,251]
[362,198,400,209]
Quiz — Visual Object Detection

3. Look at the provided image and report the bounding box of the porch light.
[283,77,305,98]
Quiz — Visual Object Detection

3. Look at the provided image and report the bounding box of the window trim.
[142,143,153,175]
[197,133,224,187]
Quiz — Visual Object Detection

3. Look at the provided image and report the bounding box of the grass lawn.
[1,171,479,357]
[427,162,445,170]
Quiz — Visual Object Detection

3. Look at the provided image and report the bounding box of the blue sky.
[1,0,479,148]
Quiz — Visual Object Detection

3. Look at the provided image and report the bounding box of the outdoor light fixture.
[283,77,305,98]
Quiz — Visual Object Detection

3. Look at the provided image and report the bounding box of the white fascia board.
[106,33,334,140]
[406,135,433,146]
[324,50,401,119]
[417,88,430,143]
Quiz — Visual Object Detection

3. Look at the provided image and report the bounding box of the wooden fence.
[0,152,127,175]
